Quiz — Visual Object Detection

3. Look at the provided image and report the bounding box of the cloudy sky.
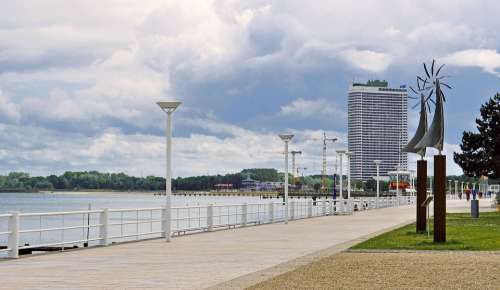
[0,0,499,177]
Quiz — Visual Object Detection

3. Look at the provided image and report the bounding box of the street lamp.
[345,151,353,199]
[157,101,181,242]
[279,133,294,224]
[374,160,381,207]
[336,150,346,199]
[395,165,401,205]
[429,176,433,195]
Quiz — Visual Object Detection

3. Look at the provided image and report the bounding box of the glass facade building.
[348,81,408,181]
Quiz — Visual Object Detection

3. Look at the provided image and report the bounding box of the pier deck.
[0,200,487,290]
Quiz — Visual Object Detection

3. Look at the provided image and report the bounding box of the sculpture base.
[434,155,446,243]
[416,160,427,233]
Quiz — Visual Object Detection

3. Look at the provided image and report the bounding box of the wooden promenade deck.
[0,200,487,290]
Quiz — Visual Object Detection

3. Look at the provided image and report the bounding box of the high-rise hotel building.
[348,80,408,181]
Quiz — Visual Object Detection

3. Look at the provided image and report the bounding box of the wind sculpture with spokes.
[405,59,451,242]
[415,60,451,154]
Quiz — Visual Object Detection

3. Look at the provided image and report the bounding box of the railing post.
[290,200,295,220]
[8,212,19,259]
[161,207,167,238]
[322,199,327,216]
[99,208,109,246]
[207,204,213,231]
[308,200,313,218]
[268,203,274,223]
[242,203,248,227]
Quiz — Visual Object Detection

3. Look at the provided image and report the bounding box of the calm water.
[0,192,271,214]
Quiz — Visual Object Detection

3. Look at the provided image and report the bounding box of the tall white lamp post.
[336,150,345,199]
[345,151,353,199]
[429,176,433,195]
[279,133,294,224]
[157,101,181,242]
[374,160,381,207]
[395,165,401,205]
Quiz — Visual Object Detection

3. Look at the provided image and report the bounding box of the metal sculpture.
[404,76,432,158]
[410,59,451,243]
[415,60,451,154]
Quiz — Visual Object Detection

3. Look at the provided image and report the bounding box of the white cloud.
[339,49,393,73]
[441,49,500,76]
[0,90,21,123]
[5,48,169,131]
[279,98,346,119]
[0,118,349,177]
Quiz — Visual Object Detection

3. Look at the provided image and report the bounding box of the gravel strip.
[247,252,500,290]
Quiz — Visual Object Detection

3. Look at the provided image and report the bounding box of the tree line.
[0,168,283,192]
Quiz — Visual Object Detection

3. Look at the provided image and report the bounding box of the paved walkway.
[0,199,492,290]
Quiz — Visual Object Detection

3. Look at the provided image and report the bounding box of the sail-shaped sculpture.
[416,79,444,153]
[403,93,428,157]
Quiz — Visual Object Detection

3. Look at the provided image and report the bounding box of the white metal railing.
[0,196,418,259]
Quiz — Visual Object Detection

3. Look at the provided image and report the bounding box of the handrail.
[108,207,163,213]
[20,210,103,217]
[1,197,421,259]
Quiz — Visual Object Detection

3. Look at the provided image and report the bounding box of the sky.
[0,0,499,178]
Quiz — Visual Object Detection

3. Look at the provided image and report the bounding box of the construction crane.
[312,132,338,193]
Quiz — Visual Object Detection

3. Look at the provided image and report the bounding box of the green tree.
[454,93,500,178]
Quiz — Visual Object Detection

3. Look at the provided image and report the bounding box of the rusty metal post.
[416,160,427,233]
[434,155,446,242]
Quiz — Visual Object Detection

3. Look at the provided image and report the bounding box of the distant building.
[241,175,284,191]
[256,181,284,191]
[242,175,257,190]
[214,184,234,192]
[348,80,408,181]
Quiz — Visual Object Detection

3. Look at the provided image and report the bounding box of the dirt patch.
[247,251,500,290]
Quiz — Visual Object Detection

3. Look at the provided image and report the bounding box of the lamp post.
[395,165,401,205]
[336,150,346,199]
[279,133,294,224]
[429,176,433,195]
[345,152,353,199]
[374,160,381,207]
[157,101,181,242]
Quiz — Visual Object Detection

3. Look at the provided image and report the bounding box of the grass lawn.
[352,211,500,251]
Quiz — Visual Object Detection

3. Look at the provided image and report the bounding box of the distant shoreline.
[0,189,160,195]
